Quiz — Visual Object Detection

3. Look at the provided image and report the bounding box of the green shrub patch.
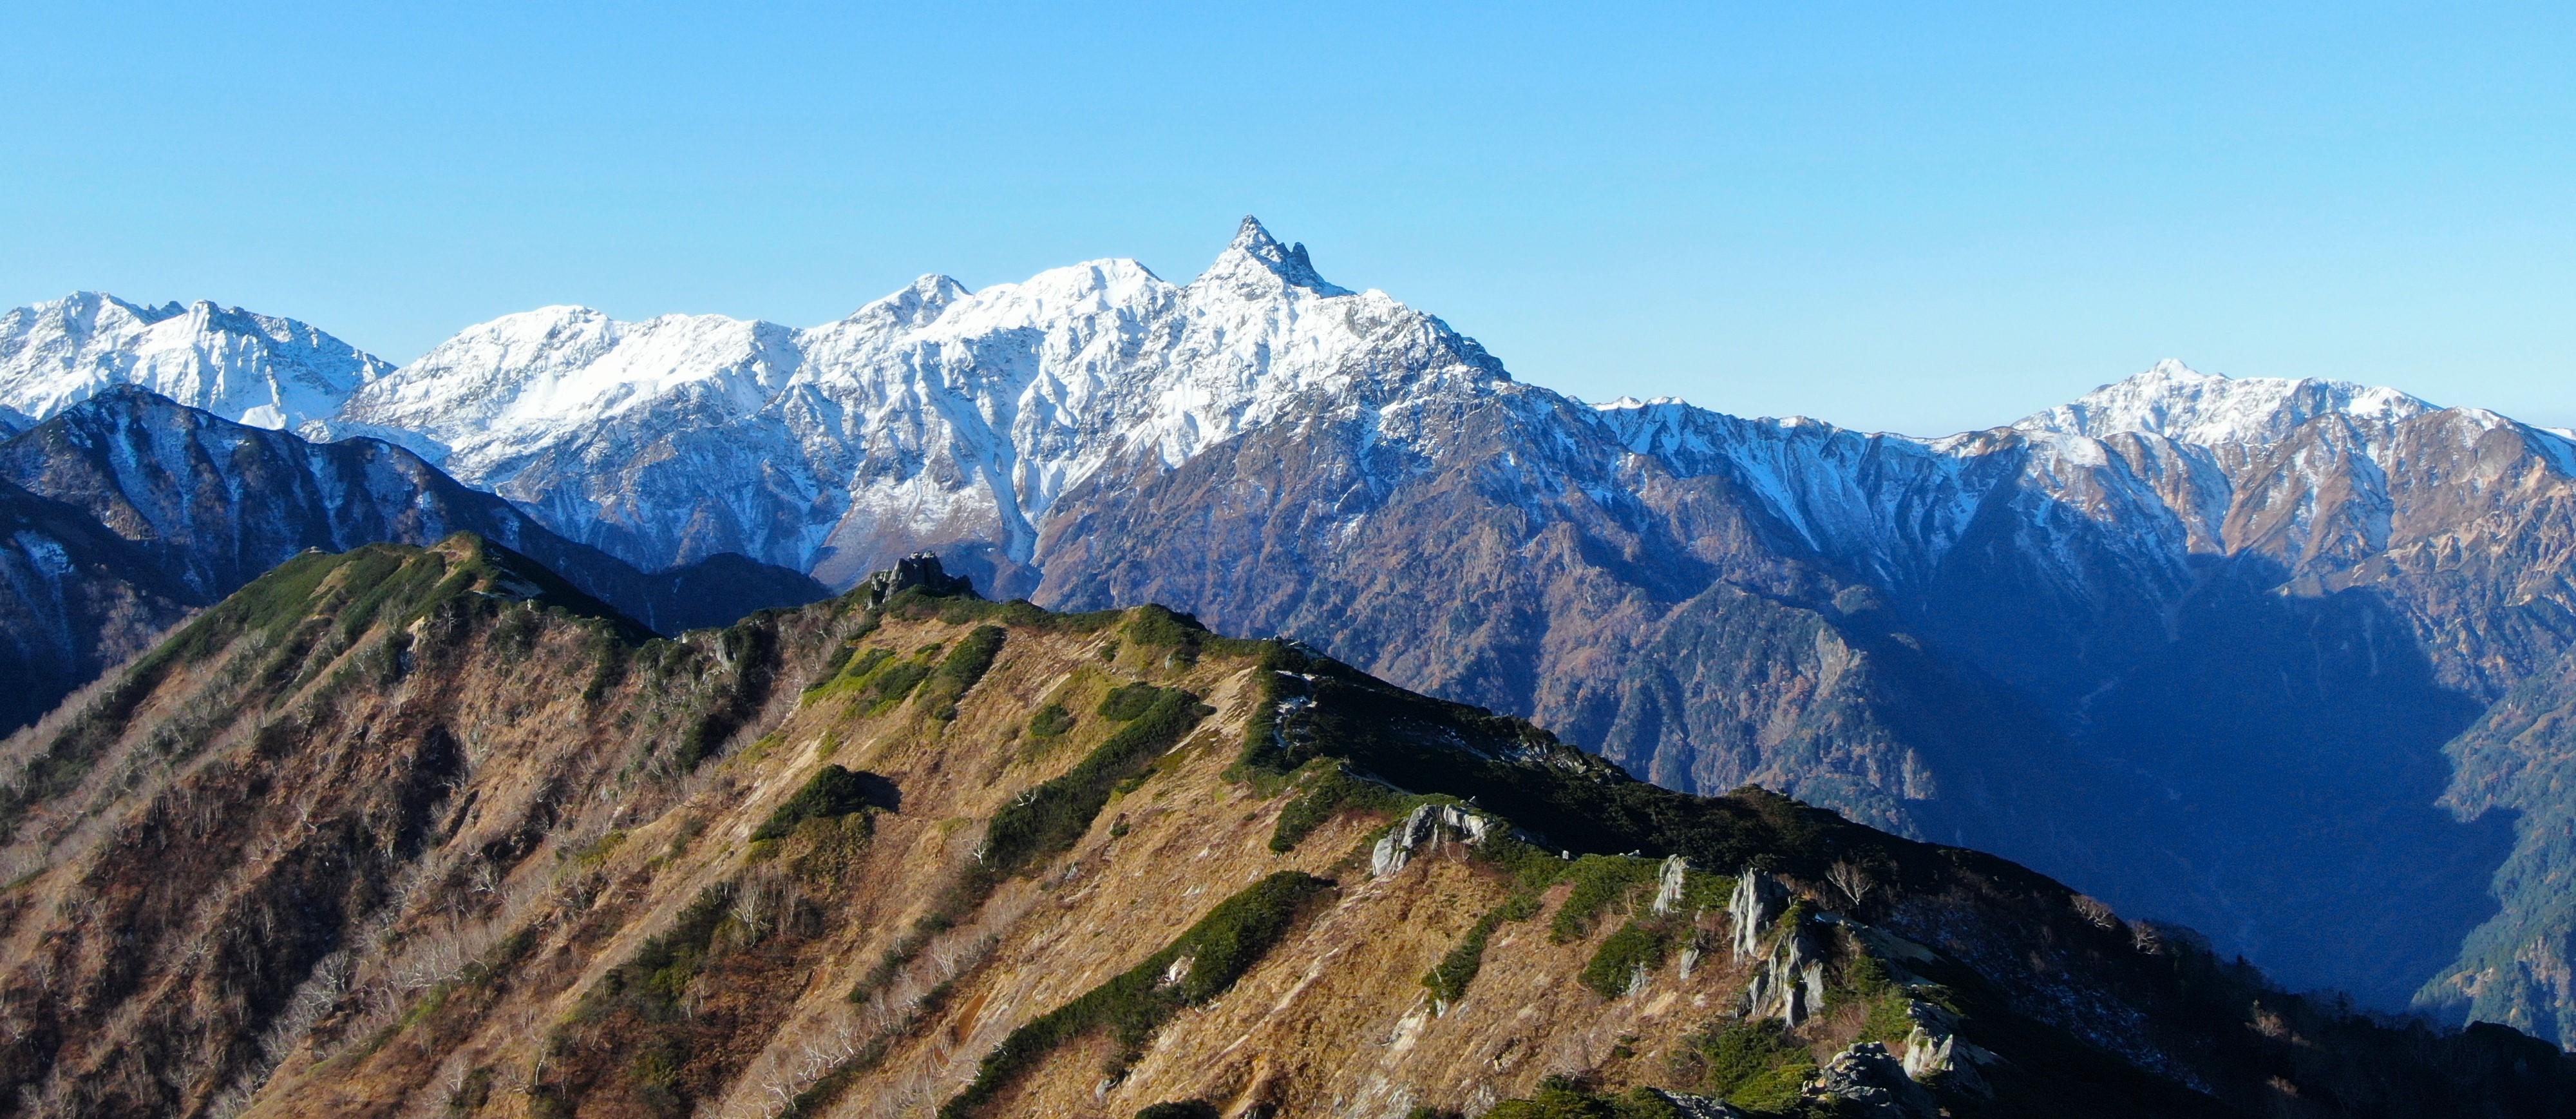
[752,765,892,842]
[1551,855,1663,943]
[1578,919,1682,998]
[938,872,1331,1118]
[980,687,1211,883]
[1096,682,1160,722]
[1268,764,1406,852]
[921,625,1007,718]
[1029,703,1075,738]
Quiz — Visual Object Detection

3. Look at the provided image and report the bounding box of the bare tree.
[1826,861,1876,910]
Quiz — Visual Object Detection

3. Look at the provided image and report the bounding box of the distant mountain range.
[8,218,2576,1045]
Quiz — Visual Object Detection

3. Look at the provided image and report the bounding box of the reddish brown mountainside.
[0,540,2563,1118]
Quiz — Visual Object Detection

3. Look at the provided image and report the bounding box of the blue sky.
[5,2,2571,435]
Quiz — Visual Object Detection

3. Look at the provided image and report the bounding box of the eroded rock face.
[1369,802,1495,878]
[1728,870,1826,1026]
[1729,870,1789,963]
[1806,1042,1941,1119]
[861,550,974,606]
[1899,1000,1996,1096]
[1652,854,1689,916]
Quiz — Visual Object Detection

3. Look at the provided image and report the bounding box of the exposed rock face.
[858,551,974,606]
[1368,801,1497,878]
[1730,870,1828,1027]
[1899,1000,1995,1096]
[1729,870,1790,963]
[1806,1042,1940,1118]
[1652,853,1689,916]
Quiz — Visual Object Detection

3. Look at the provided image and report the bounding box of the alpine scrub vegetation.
[936,871,1332,1118]
[0,544,2566,1118]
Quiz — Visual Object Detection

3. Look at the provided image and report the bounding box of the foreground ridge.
[0,545,2562,1118]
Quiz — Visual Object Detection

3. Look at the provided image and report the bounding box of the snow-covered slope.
[327,218,1504,586]
[2016,358,2434,446]
[0,292,391,429]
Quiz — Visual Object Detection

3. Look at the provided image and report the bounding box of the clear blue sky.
[5,3,2571,435]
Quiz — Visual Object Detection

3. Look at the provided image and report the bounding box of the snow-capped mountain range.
[12,217,2576,1042]
[12,219,2539,603]
[308,220,1502,586]
[0,292,390,436]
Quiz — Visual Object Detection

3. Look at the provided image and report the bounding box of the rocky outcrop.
[1730,870,1827,1026]
[1805,1042,1940,1119]
[1645,1089,1751,1118]
[1898,1000,1995,1095]
[860,551,976,606]
[1651,853,1689,915]
[1728,870,1789,962]
[1368,801,1496,878]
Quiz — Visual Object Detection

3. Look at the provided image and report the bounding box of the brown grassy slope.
[0,535,1765,1118]
[0,535,2568,1119]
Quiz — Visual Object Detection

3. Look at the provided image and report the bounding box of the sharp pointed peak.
[1200,215,1350,296]
[1229,215,1282,252]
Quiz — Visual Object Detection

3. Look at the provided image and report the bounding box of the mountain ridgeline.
[0,387,829,732]
[0,542,2568,1119]
[9,218,2576,1043]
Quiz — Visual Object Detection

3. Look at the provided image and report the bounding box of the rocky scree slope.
[0,548,2565,1119]
[19,220,2576,1033]
[0,387,827,732]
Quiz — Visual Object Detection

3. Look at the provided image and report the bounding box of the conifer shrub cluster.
[1551,855,1665,942]
[750,765,887,842]
[980,685,1211,881]
[920,624,1007,719]
[1267,762,1406,852]
[1676,1018,1819,1111]
[938,871,1332,1118]
[1480,1078,1698,1119]
[1028,702,1075,738]
[1096,681,1161,721]
[1578,919,1683,998]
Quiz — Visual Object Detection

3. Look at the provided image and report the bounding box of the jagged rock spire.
[861,551,976,606]
[1199,215,1352,296]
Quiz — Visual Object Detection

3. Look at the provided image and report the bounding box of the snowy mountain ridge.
[312,216,1508,584]
[2015,357,2436,446]
[6,219,2548,601]
[6,221,2550,603]
[0,291,391,431]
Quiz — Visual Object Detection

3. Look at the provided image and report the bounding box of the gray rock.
[1806,1042,1940,1118]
